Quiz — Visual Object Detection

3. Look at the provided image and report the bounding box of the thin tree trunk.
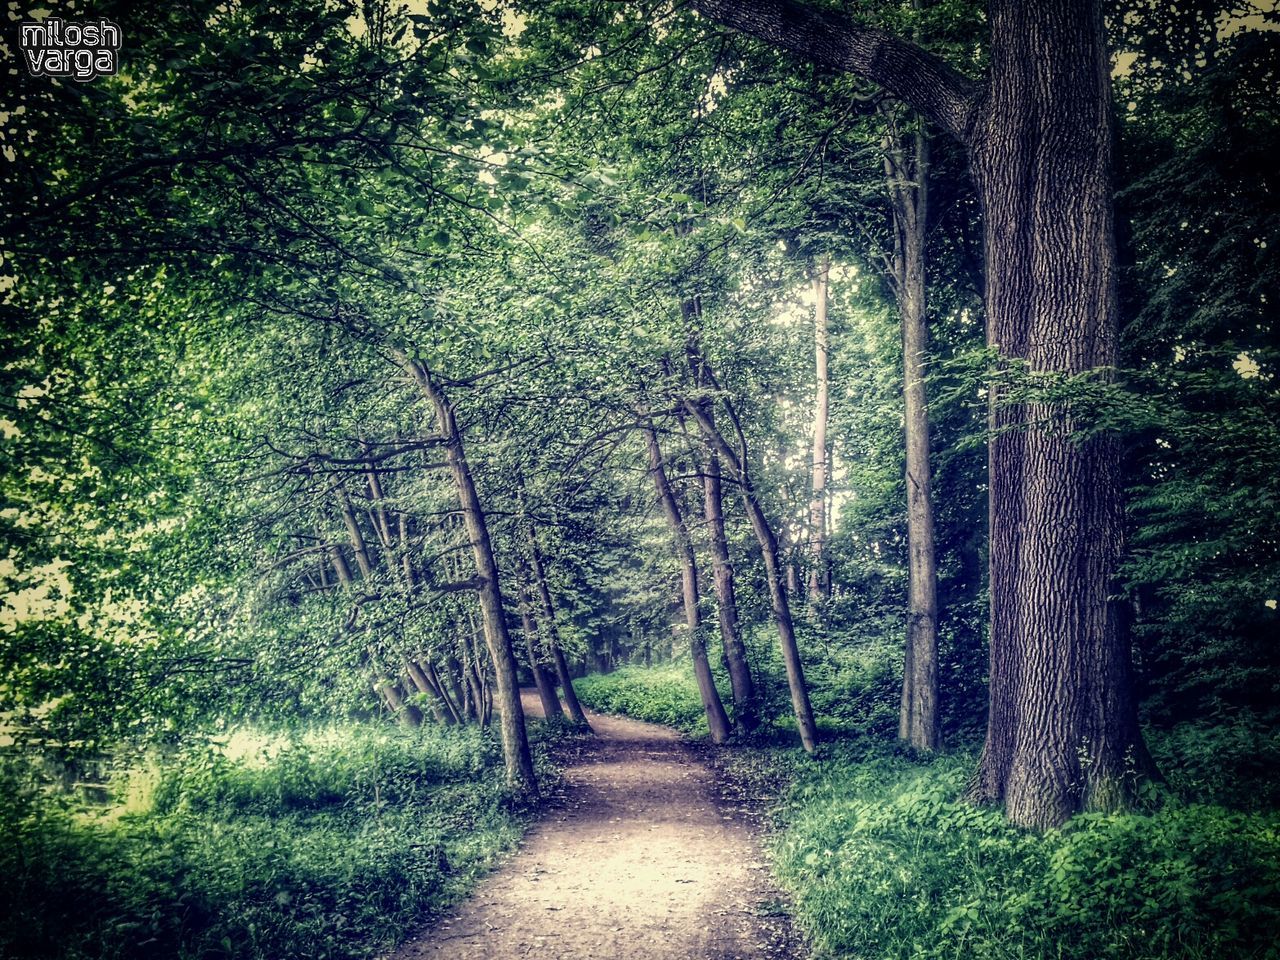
[406,660,455,725]
[642,417,733,744]
[700,427,760,734]
[451,644,477,723]
[335,484,374,579]
[680,398,817,751]
[682,305,761,735]
[375,678,423,728]
[396,351,537,797]
[519,575,567,724]
[466,611,493,728]
[808,254,831,609]
[883,107,941,752]
[364,455,395,549]
[427,659,464,724]
[526,524,592,730]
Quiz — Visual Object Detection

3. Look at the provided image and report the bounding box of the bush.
[742,741,1280,960]
[1147,718,1280,811]
[0,720,531,960]
[573,663,712,732]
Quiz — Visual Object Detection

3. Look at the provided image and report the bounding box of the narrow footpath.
[389,691,805,960]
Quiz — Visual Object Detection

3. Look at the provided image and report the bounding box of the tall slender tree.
[881,105,942,752]
[807,255,832,609]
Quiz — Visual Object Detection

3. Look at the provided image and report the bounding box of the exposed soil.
[388,691,806,960]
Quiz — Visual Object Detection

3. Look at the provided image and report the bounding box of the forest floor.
[386,690,805,960]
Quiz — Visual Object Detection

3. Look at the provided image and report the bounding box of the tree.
[807,254,832,609]
[641,416,734,743]
[880,104,941,752]
[694,0,1147,826]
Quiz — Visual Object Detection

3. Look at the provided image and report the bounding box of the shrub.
[0,720,528,960]
[748,741,1280,960]
[573,663,712,732]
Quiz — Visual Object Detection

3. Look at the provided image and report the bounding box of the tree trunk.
[966,0,1142,826]
[641,417,733,744]
[397,351,537,798]
[376,678,423,729]
[700,430,760,734]
[525,523,593,730]
[682,398,819,753]
[883,108,941,752]
[426,659,464,724]
[519,575,567,724]
[406,660,456,726]
[807,254,831,609]
[694,0,1149,828]
[683,306,761,735]
[335,483,374,579]
[363,452,395,549]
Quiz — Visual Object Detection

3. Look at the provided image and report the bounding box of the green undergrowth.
[741,740,1280,960]
[574,662,715,734]
[0,719,564,960]
[584,662,1280,959]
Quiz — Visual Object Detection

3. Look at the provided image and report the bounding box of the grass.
[583,659,1280,960]
[0,719,562,960]
[574,662,715,734]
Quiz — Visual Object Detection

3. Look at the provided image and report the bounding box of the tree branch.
[692,0,982,142]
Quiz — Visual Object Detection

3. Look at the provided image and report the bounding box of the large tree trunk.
[965,0,1143,827]
[682,397,819,753]
[642,417,733,743]
[807,254,831,609]
[883,108,941,752]
[694,0,1149,829]
[525,524,593,731]
[397,351,537,798]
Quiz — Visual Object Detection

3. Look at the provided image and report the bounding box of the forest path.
[387,690,804,960]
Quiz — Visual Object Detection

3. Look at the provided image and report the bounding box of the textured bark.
[964,0,1144,827]
[526,525,593,731]
[397,351,537,798]
[642,417,733,744]
[683,398,819,753]
[692,0,978,140]
[519,575,567,725]
[807,255,831,608]
[697,0,1149,826]
[883,109,941,752]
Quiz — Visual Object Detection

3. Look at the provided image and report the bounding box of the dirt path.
[388,691,805,960]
